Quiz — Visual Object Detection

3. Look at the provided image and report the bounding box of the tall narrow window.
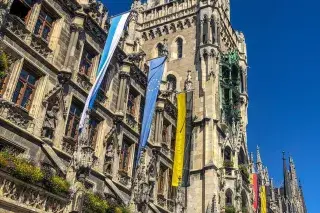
[171,126,176,151]
[119,139,132,173]
[203,19,208,43]
[80,47,95,77]
[88,118,99,149]
[167,74,177,91]
[127,90,138,116]
[162,120,170,144]
[176,38,183,59]
[10,0,35,23]
[158,164,166,195]
[0,75,9,96]
[168,170,176,199]
[226,189,233,206]
[139,98,145,123]
[65,102,83,140]
[157,43,163,57]
[12,68,38,110]
[34,10,55,41]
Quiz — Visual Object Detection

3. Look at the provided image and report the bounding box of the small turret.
[256,146,263,173]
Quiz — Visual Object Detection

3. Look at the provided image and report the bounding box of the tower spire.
[250,152,255,173]
[283,151,289,199]
[256,146,263,173]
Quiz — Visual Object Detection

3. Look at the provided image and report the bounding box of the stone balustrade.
[0,170,69,213]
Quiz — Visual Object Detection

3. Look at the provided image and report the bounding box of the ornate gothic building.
[0,0,306,212]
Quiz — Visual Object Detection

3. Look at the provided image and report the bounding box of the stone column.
[154,100,164,146]
[116,64,130,115]
[63,11,86,73]
[200,20,204,45]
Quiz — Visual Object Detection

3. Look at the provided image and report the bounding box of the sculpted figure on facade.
[42,105,59,139]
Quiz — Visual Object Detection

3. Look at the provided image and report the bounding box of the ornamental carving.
[42,72,71,139]
[0,98,33,130]
[0,171,68,213]
[4,14,31,41]
[85,16,107,45]
[30,35,53,61]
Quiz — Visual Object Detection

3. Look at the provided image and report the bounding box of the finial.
[257,145,262,164]
[282,151,286,160]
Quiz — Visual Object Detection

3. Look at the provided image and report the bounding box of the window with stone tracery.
[80,46,96,77]
[127,89,138,117]
[158,164,167,195]
[12,67,39,111]
[168,170,176,199]
[88,118,99,149]
[34,9,55,41]
[119,139,132,173]
[65,102,82,140]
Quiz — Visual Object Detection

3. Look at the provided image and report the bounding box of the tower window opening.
[176,38,183,59]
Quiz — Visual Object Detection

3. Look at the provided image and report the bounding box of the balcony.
[125,112,139,133]
[117,170,132,188]
[0,98,34,131]
[0,169,69,213]
[76,72,92,92]
[4,14,31,42]
[62,136,76,156]
[30,34,53,62]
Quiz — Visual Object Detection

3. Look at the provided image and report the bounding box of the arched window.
[225,189,233,206]
[167,74,177,91]
[224,146,232,161]
[157,43,164,57]
[241,191,248,210]
[203,19,209,43]
[238,147,246,166]
[176,38,183,59]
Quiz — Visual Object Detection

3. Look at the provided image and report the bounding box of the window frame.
[11,67,39,111]
[80,47,96,78]
[33,8,55,41]
[65,101,83,140]
[176,38,183,59]
[119,138,133,173]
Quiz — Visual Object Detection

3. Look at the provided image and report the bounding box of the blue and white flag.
[79,12,130,130]
[136,56,166,166]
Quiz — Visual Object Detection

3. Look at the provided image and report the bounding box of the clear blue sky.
[105,0,318,211]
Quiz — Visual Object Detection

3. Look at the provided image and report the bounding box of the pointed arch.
[225,189,233,206]
[176,37,183,59]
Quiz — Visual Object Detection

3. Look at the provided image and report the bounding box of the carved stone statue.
[184,70,193,91]
[162,39,169,56]
[104,139,114,175]
[42,105,59,139]
[147,150,158,199]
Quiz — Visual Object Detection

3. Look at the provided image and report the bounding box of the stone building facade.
[0,0,306,212]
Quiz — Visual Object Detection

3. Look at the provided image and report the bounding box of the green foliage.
[0,151,11,168]
[0,52,8,78]
[239,165,250,181]
[0,151,70,195]
[50,175,70,194]
[12,157,44,183]
[85,193,109,213]
[225,205,236,213]
[242,207,248,213]
[223,160,234,168]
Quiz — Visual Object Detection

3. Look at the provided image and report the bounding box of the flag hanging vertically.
[181,91,193,187]
[79,12,130,130]
[172,93,187,186]
[260,185,267,213]
[136,56,167,166]
[251,173,258,211]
